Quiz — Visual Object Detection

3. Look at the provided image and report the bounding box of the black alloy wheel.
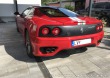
[15,19,19,32]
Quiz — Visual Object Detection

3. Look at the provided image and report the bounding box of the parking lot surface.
[0,22,110,78]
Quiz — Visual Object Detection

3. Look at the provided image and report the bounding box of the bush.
[64,5,74,11]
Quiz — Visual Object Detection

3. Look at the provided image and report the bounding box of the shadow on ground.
[4,43,36,62]
[102,39,110,46]
[0,23,36,62]
[97,33,110,50]
[42,47,87,61]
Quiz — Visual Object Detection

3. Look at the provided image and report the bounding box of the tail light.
[52,28,60,36]
[96,26,100,31]
[42,28,49,35]
[100,25,103,29]
[96,23,103,31]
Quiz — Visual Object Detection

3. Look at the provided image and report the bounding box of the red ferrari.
[14,6,104,57]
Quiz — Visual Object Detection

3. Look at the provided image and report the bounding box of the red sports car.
[14,6,104,57]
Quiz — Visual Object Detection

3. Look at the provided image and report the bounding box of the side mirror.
[14,12,20,15]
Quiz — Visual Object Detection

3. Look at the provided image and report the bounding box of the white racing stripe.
[69,17,86,25]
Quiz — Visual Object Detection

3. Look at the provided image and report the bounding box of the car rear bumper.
[32,31,104,57]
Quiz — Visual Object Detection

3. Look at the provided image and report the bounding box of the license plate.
[72,38,91,46]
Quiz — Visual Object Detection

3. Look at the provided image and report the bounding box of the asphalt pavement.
[104,27,110,33]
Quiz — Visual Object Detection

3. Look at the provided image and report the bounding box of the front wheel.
[25,31,34,58]
[15,19,19,32]
[16,26,19,32]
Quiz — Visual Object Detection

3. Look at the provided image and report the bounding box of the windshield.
[39,7,78,17]
[58,8,78,17]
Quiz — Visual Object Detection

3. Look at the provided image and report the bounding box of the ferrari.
[14,6,104,57]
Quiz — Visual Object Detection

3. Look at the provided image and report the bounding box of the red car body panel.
[16,6,104,57]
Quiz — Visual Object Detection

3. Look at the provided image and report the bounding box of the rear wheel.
[25,31,34,58]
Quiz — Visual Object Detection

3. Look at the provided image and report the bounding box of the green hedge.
[64,5,74,11]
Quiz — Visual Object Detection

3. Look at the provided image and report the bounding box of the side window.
[22,8,31,17]
[28,8,35,16]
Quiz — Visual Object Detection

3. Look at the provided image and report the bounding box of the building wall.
[85,0,110,8]
[61,2,75,7]
[48,1,75,10]
[0,0,41,22]
[48,3,60,7]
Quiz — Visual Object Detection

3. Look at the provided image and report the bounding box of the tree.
[41,0,59,5]
[65,5,74,11]
[41,0,72,6]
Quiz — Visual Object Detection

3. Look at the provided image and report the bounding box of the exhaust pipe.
[46,48,56,53]
[40,47,57,54]
[46,48,51,53]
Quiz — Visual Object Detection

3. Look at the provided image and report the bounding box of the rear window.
[39,7,78,17]
[39,7,67,17]
[59,8,78,17]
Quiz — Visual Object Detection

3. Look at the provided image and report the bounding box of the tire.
[15,19,19,32]
[25,31,34,58]
[16,26,19,32]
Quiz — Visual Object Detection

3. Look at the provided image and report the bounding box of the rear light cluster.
[96,23,103,31]
[52,28,60,36]
[42,28,49,35]
[41,27,61,36]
